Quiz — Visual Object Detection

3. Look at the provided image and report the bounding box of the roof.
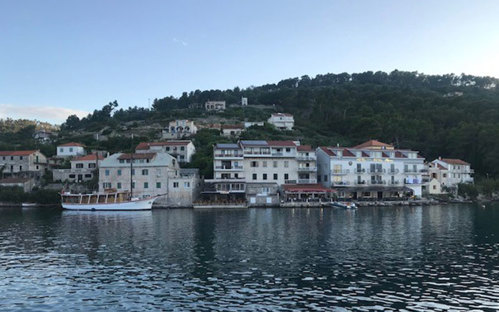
[215,143,240,149]
[395,151,407,158]
[297,145,312,152]
[353,140,393,149]
[441,158,470,165]
[72,154,104,162]
[136,141,191,150]
[58,142,84,147]
[437,163,447,170]
[267,140,296,147]
[0,150,38,156]
[240,140,268,147]
[118,153,156,160]
[271,113,293,117]
[319,147,336,157]
[0,177,31,184]
[342,149,356,157]
[283,184,335,193]
[221,124,244,129]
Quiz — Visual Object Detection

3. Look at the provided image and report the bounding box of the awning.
[283,184,336,193]
[332,186,413,193]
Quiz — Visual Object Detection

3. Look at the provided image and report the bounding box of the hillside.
[2,70,499,180]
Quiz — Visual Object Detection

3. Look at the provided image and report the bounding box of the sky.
[1,0,498,124]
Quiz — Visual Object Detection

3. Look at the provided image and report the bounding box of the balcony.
[404,179,423,185]
[332,181,350,186]
[369,180,387,185]
[298,179,318,184]
[214,153,244,159]
[355,180,367,185]
[388,181,400,185]
[369,169,385,173]
[215,165,244,171]
[388,169,400,174]
[404,169,419,173]
[332,169,349,175]
[297,155,316,161]
[298,167,317,172]
[355,169,366,174]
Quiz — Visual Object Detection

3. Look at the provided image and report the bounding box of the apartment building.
[268,113,294,130]
[53,154,103,182]
[99,152,180,199]
[161,119,197,139]
[136,140,196,163]
[426,157,474,194]
[316,140,425,198]
[205,100,226,111]
[0,150,47,177]
[57,142,85,158]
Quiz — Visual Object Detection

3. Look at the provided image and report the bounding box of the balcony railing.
[369,169,385,173]
[332,169,349,175]
[404,179,423,185]
[296,155,316,161]
[355,169,366,173]
[214,153,244,158]
[215,165,243,170]
[298,167,317,172]
[388,169,400,174]
[332,181,350,186]
[298,179,318,184]
[369,180,387,185]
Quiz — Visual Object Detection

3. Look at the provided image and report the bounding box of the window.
[172,159,176,166]
[173,182,179,188]
[286,148,290,152]
[69,147,73,152]
[103,182,112,189]
[76,163,84,168]
[117,182,122,189]
[251,161,258,168]
[273,173,278,180]
[180,146,185,151]
[262,161,267,168]
[69,174,76,178]
[263,173,267,180]
[117,169,122,176]
[59,148,63,153]
[132,169,135,175]
[89,163,96,168]
[142,169,149,175]
[156,182,161,188]
[273,161,278,168]
[284,161,289,168]
[284,173,289,180]
[252,173,257,180]
[318,175,321,182]
[19,165,23,171]
[119,159,125,164]
[184,182,190,188]
[84,174,92,178]
[144,182,149,189]
[433,185,436,190]
[166,147,170,151]
[36,165,39,170]
[105,169,110,176]
[19,156,23,160]
[324,175,328,182]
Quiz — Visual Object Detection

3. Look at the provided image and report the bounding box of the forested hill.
[151,71,499,177]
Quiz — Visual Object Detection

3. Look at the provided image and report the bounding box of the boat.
[331,201,357,209]
[61,191,158,211]
[21,202,38,208]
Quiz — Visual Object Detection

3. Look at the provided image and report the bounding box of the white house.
[427,157,474,194]
[162,120,197,139]
[316,140,425,198]
[205,101,226,111]
[221,124,244,137]
[57,142,85,158]
[241,97,248,106]
[268,113,294,130]
[243,121,264,128]
[53,154,104,182]
[136,140,196,163]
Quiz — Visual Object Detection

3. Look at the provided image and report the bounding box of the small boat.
[331,201,357,209]
[61,191,158,211]
[22,202,38,208]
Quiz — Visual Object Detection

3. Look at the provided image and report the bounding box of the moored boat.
[331,201,357,209]
[61,191,157,211]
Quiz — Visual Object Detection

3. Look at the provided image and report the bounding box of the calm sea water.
[0,204,498,311]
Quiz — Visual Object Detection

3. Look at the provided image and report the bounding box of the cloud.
[0,104,89,124]
[172,37,188,46]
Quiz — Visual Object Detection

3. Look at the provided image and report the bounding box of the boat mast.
[130,134,134,198]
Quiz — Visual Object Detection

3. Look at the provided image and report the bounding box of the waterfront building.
[0,177,34,192]
[161,119,197,139]
[316,140,425,198]
[205,100,226,111]
[136,140,196,163]
[98,152,179,199]
[268,113,294,130]
[221,124,244,137]
[53,154,104,182]
[0,150,47,177]
[57,142,85,158]
[426,157,474,194]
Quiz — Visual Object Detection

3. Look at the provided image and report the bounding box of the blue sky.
[1,0,498,123]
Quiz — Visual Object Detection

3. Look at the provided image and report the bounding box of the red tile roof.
[0,150,38,156]
[267,140,296,147]
[297,145,313,152]
[361,151,370,157]
[59,142,84,147]
[437,163,447,170]
[72,154,104,161]
[442,158,469,165]
[382,152,390,157]
[353,140,393,149]
[395,151,407,158]
[342,149,356,157]
[118,153,156,160]
[319,147,336,157]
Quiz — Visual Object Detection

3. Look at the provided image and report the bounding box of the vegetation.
[0,187,60,204]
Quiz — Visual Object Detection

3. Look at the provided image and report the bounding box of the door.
[377,191,383,199]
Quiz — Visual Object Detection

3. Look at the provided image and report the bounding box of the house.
[98,152,179,199]
[162,120,198,139]
[205,101,226,111]
[427,157,474,194]
[221,124,244,137]
[33,130,54,143]
[0,177,34,192]
[136,140,196,163]
[243,121,264,128]
[53,154,104,182]
[268,113,294,130]
[316,140,425,199]
[57,142,85,158]
[241,97,248,106]
[161,168,201,207]
[0,150,47,178]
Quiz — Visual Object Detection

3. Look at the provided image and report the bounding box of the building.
[136,140,196,163]
[426,157,474,194]
[57,142,85,158]
[268,113,294,130]
[162,120,198,139]
[241,97,248,106]
[0,150,47,178]
[203,140,316,204]
[99,152,180,199]
[243,121,264,128]
[221,124,244,137]
[205,100,226,111]
[316,140,425,199]
[53,154,104,182]
[0,177,34,192]
[161,168,201,207]
[33,130,54,143]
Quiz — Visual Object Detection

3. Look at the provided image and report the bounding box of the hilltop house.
[136,140,196,163]
[221,124,244,137]
[57,142,85,158]
[205,101,226,111]
[268,113,294,130]
[316,140,425,199]
[162,120,198,139]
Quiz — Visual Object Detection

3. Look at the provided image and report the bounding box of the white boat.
[22,202,38,207]
[61,191,158,211]
[331,201,357,209]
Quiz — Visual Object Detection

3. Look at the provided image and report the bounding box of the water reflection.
[0,205,498,311]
